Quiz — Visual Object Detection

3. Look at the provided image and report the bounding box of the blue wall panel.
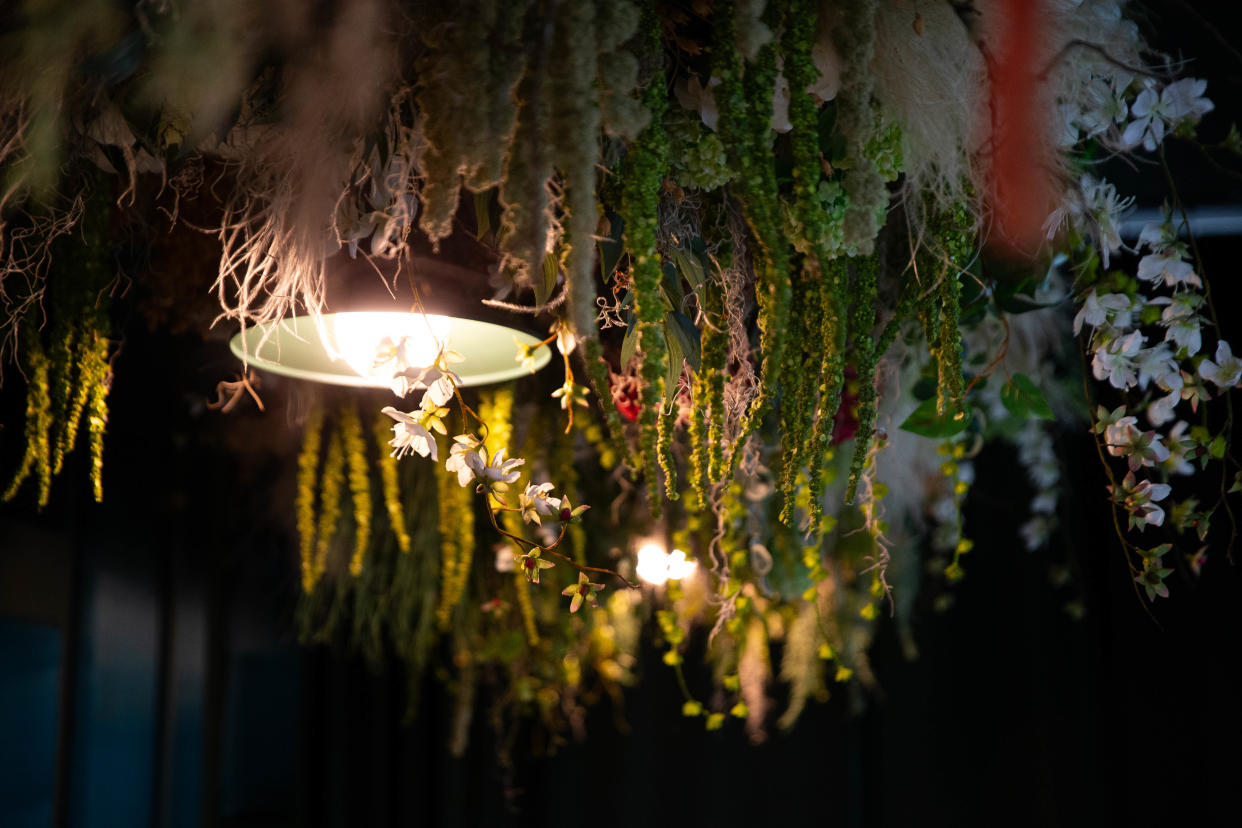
[69,561,159,828]
[0,618,61,828]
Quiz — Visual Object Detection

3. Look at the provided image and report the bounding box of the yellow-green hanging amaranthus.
[47,314,76,477]
[297,407,324,592]
[312,427,346,590]
[2,319,111,507]
[84,333,109,503]
[488,390,539,645]
[339,403,373,576]
[5,175,113,507]
[3,333,52,507]
[374,412,411,553]
[436,434,476,630]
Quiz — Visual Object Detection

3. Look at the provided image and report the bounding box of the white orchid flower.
[481,448,525,484]
[518,482,561,525]
[446,434,483,486]
[1092,330,1145,389]
[381,406,437,461]
[1199,340,1242,388]
[1137,250,1201,289]
[1146,390,1180,428]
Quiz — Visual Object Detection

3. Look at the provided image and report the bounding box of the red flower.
[830,366,861,446]
[611,373,642,422]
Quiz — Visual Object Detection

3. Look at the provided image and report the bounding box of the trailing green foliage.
[845,255,880,503]
[616,0,669,516]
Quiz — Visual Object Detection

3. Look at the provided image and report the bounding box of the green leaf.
[535,250,558,306]
[473,190,491,241]
[1208,435,1227,460]
[666,311,701,373]
[1000,373,1054,420]
[669,245,707,295]
[899,398,973,438]
[620,323,639,369]
[659,261,683,310]
[597,213,625,283]
[662,318,685,406]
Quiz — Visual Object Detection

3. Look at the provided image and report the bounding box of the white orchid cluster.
[376,334,595,609]
[1056,66,1238,594]
[1059,67,1214,156]
[1072,201,1239,535]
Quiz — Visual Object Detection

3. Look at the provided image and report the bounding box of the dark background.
[4,2,1242,826]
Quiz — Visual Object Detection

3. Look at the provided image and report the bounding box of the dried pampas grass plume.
[870,0,988,221]
[211,0,397,351]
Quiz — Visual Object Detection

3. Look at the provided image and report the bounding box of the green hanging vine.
[807,257,849,531]
[712,0,792,475]
[845,254,880,503]
[617,0,669,515]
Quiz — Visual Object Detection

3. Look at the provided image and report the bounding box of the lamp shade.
[229,311,552,389]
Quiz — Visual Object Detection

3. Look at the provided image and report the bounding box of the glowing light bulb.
[635,543,670,585]
[635,543,698,585]
[667,549,697,581]
[331,312,451,382]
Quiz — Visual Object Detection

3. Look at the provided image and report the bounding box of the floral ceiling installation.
[1,0,1238,752]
